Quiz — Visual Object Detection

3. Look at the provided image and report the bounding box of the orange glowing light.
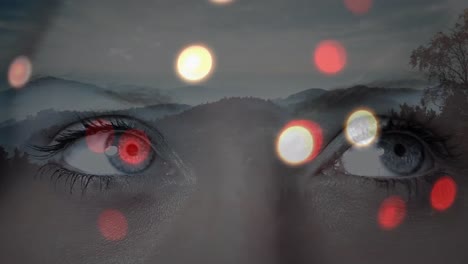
[176,44,215,83]
[276,120,323,166]
[98,209,128,241]
[344,0,373,15]
[8,56,32,89]
[314,40,347,75]
[378,196,406,230]
[210,0,234,5]
[431,176,457,212]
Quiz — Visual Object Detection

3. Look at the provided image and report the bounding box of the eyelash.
[29,116,160,194]
[30,110,453,196]
[36,163,117,194]
[386,109,455,160]
[344,110,455,195]
[30,116,152,159]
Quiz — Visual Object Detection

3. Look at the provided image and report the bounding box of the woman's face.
[1,1,467,263]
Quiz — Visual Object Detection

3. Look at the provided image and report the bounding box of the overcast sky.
[0,0,467,95]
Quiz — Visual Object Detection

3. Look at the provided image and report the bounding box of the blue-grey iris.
[378,133,424,176]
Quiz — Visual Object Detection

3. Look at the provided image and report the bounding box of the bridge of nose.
[155,98,291,263]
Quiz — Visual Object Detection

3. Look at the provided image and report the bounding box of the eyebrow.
[2,76,177,123]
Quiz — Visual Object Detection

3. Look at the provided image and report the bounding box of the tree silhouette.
[410,9,468,88]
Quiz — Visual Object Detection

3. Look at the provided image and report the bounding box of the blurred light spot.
[344,0,373,15]
[431,176,457,211]
[85,119,114,154]
[378,196,406,230]
[105,146,118,156]
[276,120,323,166]
[210,0,234,5]
[314,40,347,75]
[98,209,128,241]
[345,109,378,147]
[377,147,385,156]
[176,44,214,83]
[118,130,152,165]
[8,56,32,89]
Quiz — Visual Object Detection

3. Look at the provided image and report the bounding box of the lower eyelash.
[36,163,116,195]
[360,169,445,200]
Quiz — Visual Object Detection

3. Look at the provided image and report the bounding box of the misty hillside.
[0,76,428,150]
[0,103,190,148]
[107,84,174,105]
[0,77,137,122]
[364,79,430,89]
[273,88,326,107]
[294,85,423,114]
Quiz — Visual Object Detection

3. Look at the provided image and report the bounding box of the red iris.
[118,130,151,165]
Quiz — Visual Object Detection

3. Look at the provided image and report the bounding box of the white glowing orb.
[176,45,214,83]
[8,56,32,89]
[210,0,234,5]
[277,126,314,165]
[345,109,379,147]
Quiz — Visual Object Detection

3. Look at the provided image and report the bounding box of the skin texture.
[1,1,468,264]
[1,84,467,264]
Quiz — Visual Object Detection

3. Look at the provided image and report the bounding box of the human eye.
[319,109,454,184]
[29,115,191,194]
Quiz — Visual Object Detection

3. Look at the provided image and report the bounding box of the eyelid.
[28,115,167,160]
[298,114,450,185]
[297,131,349,186]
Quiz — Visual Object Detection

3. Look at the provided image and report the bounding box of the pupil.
[393,143,406,157]
[126,143,139,156]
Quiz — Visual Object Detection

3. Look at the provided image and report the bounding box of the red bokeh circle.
[378,196,406,230]
[314,40,347,75]
[277,119,323,165]
[431,176,457,212]
[8,56,32,89]
[344,0,373,15]
[98,209,128,241]
[85,119,114,154]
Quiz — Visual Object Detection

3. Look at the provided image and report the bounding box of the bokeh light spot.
[118,129,151,165]
[276,120,323,166]
[176,44,214,83]
[105,146,118,156]
[378,196,406,230]
[210,0,234,5]
[431,176,457,212]
[8,56,32,89]
[345,109,379,147]
[314,40,347,75]
[344,0,373,15]
[85,119,114,154]
[98,209,128,241]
